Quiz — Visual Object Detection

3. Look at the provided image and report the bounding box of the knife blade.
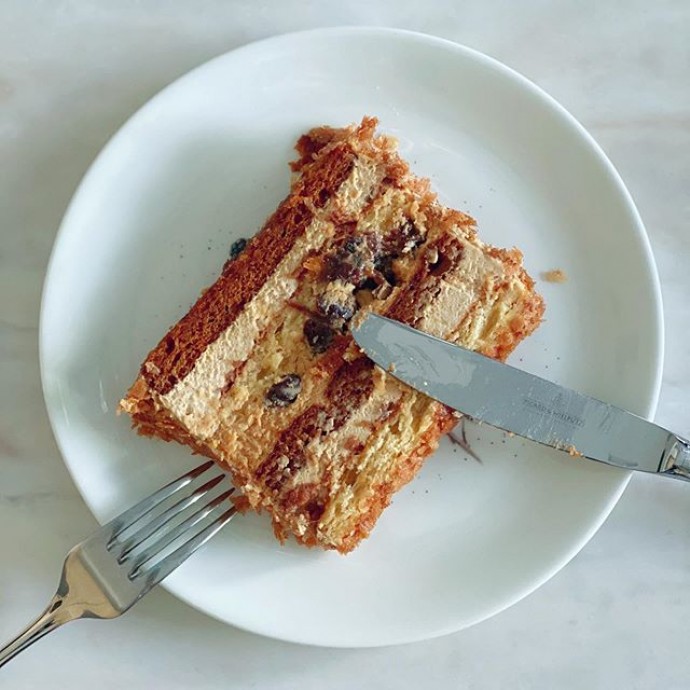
[352,314,690,481]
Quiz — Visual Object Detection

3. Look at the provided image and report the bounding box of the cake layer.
[121,117,544,553]
[142,139,357,396]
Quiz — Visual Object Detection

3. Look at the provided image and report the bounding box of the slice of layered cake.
[120,117,544,553]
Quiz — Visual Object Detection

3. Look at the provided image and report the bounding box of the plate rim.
[39,26,664,647]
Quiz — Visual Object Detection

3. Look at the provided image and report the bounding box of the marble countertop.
[1,1,688,687]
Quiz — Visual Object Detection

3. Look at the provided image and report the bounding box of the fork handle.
[0,594,77,669]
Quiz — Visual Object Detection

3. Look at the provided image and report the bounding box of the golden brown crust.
[121,377,217,458]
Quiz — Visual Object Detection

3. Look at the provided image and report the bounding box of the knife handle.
[659,435,690,481]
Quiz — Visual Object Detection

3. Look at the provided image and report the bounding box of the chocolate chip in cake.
[325,252,365,285]
[358,276,379,291]
[380,219,424,257]
[317,280,357,324]
[318,296,355,322]
[229,238,247,260]
[303,318,334,354]
[324,235,373,287]
[344,236,363,254]
[373,254,397,285]
[265,374,302,407]
[371,222,423,286]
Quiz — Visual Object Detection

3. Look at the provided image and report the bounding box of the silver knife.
[352,314,690,481]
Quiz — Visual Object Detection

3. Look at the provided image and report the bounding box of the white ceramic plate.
[40,28,663,647]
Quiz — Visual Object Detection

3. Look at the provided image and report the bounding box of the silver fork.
[0,461,236,668]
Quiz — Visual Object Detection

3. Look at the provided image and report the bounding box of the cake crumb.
[541,269,567,283]
[554,440,584,457]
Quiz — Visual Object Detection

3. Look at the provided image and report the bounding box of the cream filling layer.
[160,157,384,440]
[417,237,505,343]
[160,217,333,439]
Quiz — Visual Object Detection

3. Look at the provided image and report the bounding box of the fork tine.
[116,473,226,561]
[143,506,237,587]
[105,461,216,544]
[128,488,236,579]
